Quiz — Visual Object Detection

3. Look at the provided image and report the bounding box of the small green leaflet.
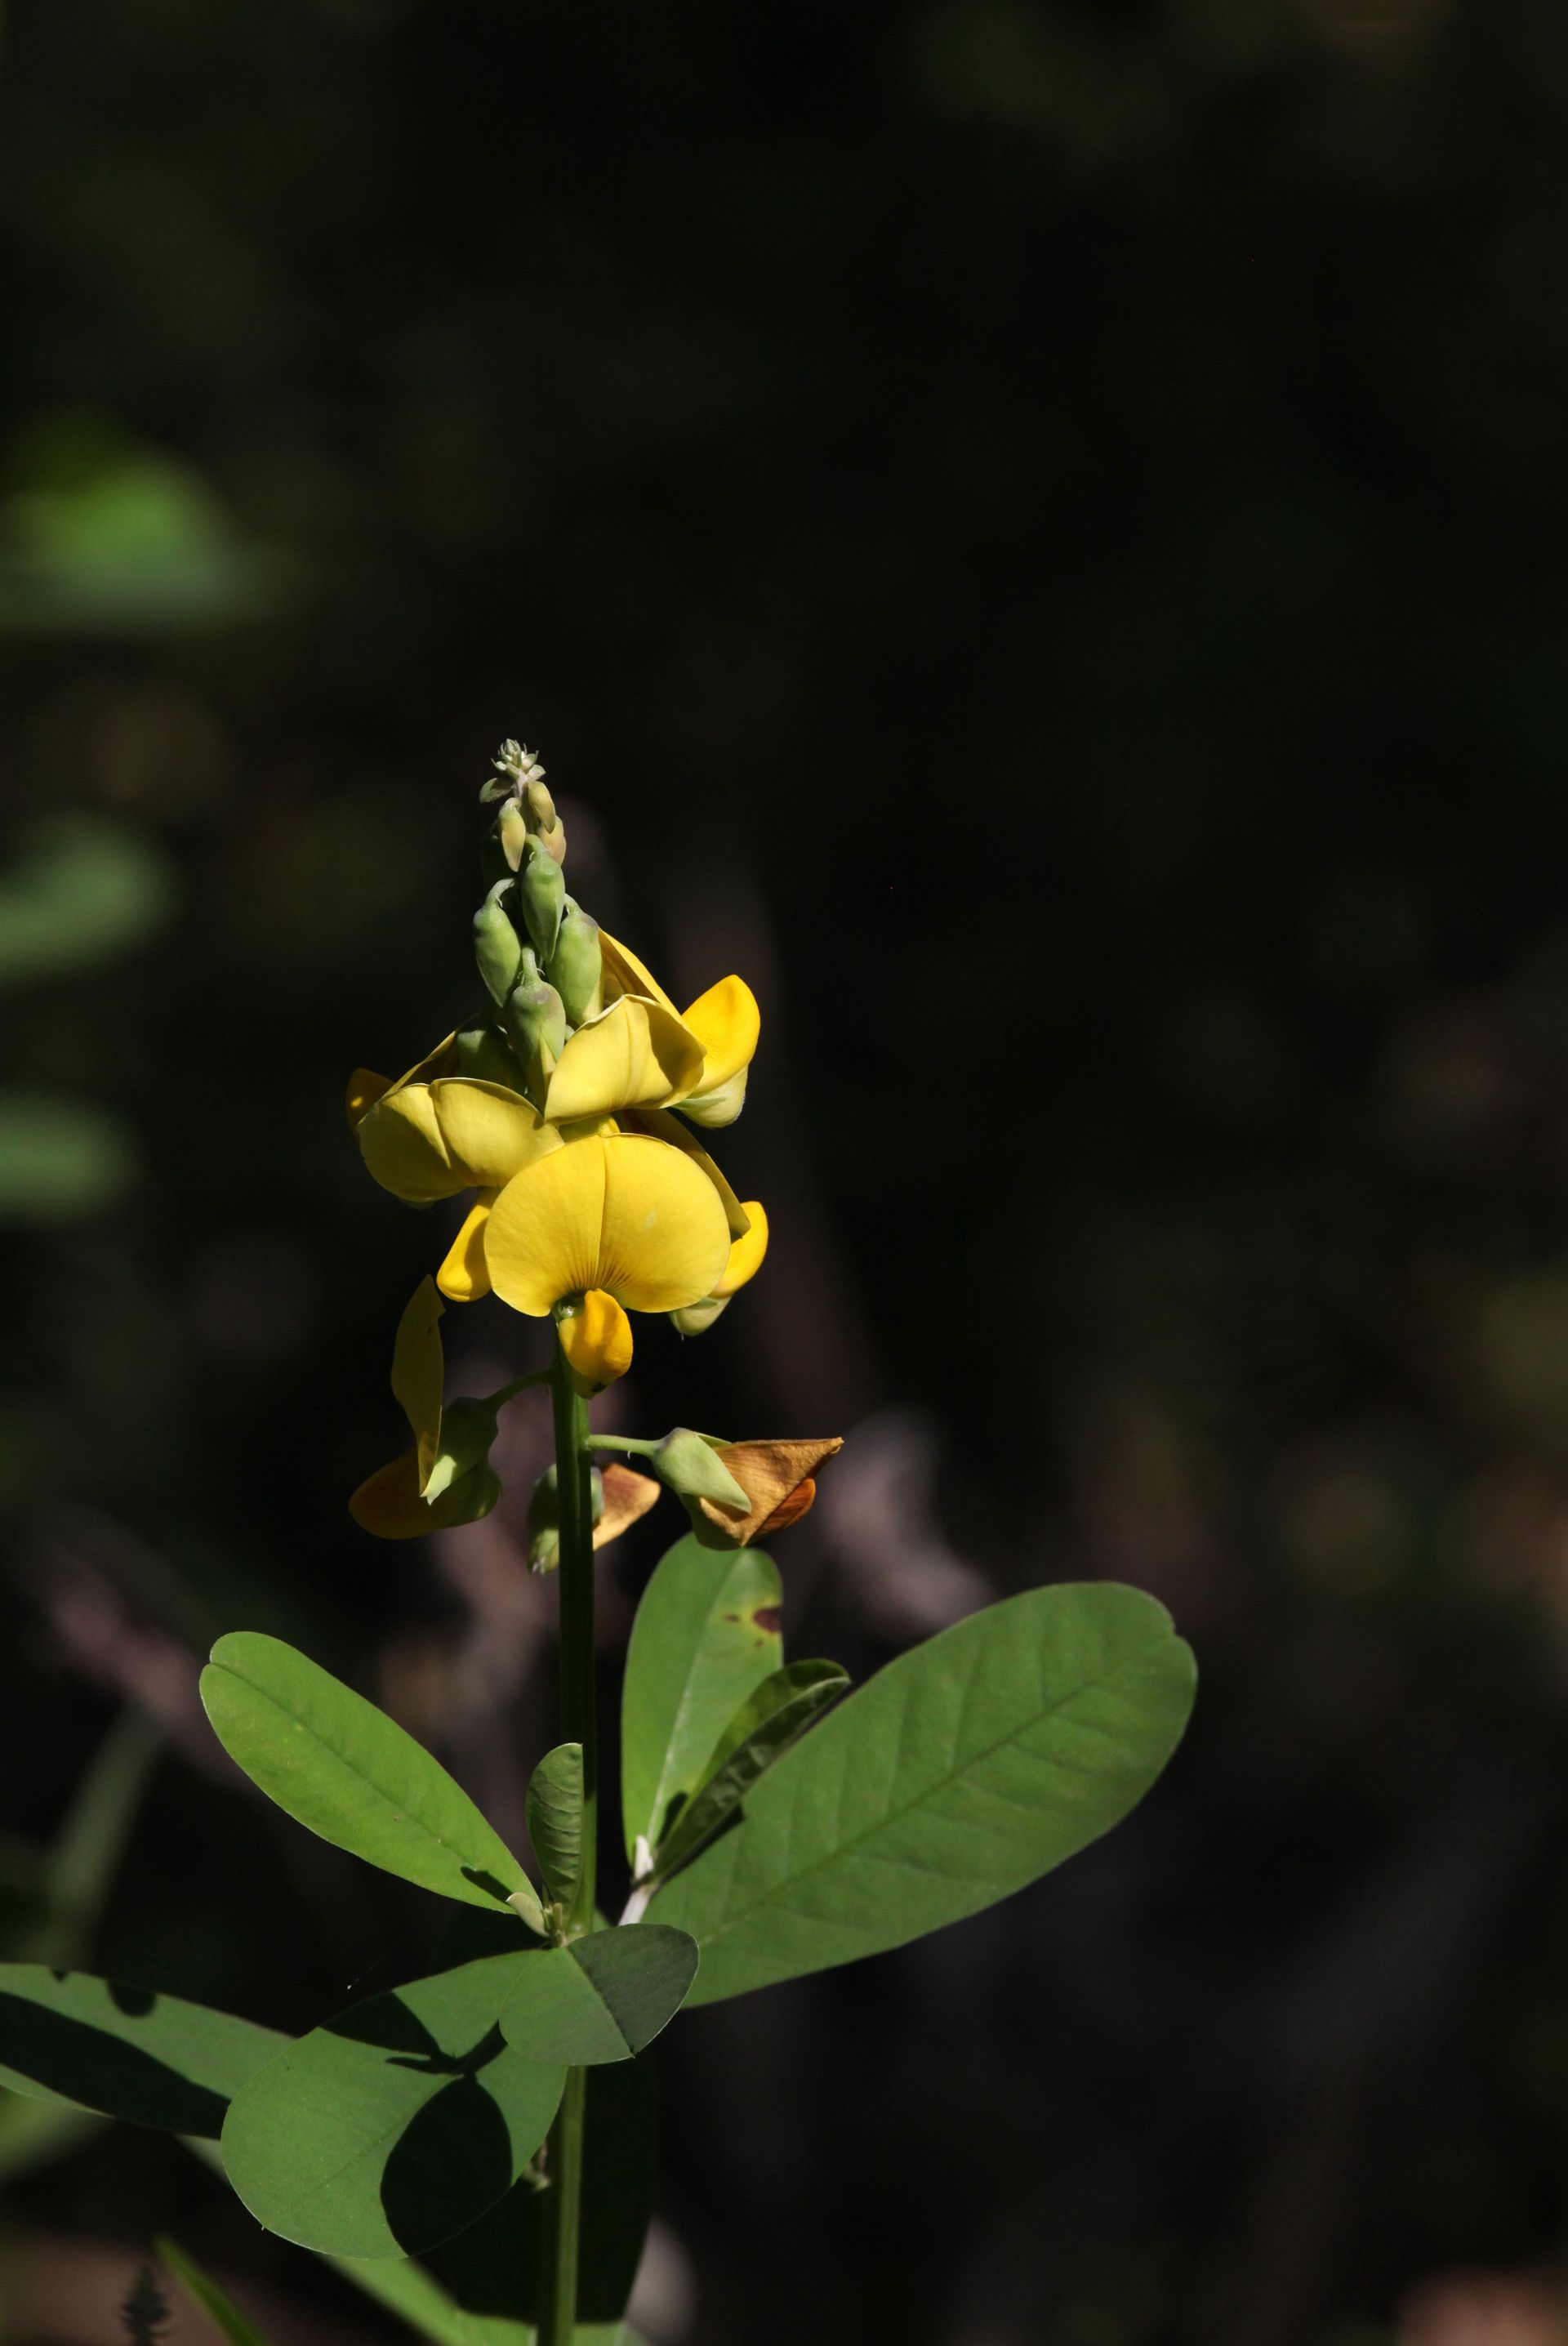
[621,1536,782,1862]
[0,1965,284,2135]
[498,1928,697,2065]
[649,1583,1197,2004]
[201,1634,540,1920]
[652,1660,849,1880]
[157,2237,274,2346]
[525,1744,583,1915]
[220,1955,564,2259]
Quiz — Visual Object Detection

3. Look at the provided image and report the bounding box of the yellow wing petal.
[437,1194,496,1301]
[483,1135,731,1316]
[679,975,760,1095]
[391,1278,444,1492]
[345,1068,391,1130]
[542,997,706,1124]
[710,1200,769,1297]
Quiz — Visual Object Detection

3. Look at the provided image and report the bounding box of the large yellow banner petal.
[359,1078,557,1202]
[484,1135,730,1316]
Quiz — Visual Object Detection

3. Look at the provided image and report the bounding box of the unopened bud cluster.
[468,742,603,1109]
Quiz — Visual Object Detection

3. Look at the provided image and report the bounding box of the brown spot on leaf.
[751,1605,782,1634]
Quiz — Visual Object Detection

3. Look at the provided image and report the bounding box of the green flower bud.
[502,966,568,1071]
[524,778,557,832]
[546,899,603,1025]
[651,1429,751,1512]
[454,1021,527,1090]
[423,1397,501,1501]
[519,841,566,964]
[474,879,522,1006]
[498,800,528,872]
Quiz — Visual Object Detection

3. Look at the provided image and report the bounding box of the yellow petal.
[345,1068,390,1130]
[542,997,706,1125]
[559,1289,634,1394]
[711,1201,768,1297]
[676,1066,750,1130]
[679,976,760,1095]
[437,1193,496,1301]
[625,1107,751,1239]
[594,1465,661,1549]
[360,1078,559,1203]
[484,1134,731,1316]
[599,930,678,1015]
[391,1278,444,1492]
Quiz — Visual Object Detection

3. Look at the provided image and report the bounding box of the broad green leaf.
[652,1660,849,1880]
[442,2054,657,2332]
[201,1634,532,1914]
[525,1745,583,1915]
[621,1536,782,1862]
[220,1955,564,2259]
[0,1966,283,2134]
[157,2237,274,2346]
[650,1583,1196,2004]
[498,1928,697,2065]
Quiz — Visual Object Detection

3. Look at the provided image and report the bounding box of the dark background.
[6,2,1568,2342]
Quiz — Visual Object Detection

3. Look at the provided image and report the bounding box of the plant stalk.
[539,1345,598,2346]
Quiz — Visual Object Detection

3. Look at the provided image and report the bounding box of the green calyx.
[652,1429,751,1513]
[474,879,523,1006]
[502,950,568,1077]
[519,839,566,964]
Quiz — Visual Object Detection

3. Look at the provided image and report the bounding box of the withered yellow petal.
[694,1436,844,1547]
[594,1464,661,1548]
[679,975,760,1095]
[542,996,706,1125]
[391,1278,444,1492]
[484,1134,730,1316]
[625,1107,751,1239]
[350,1449,501,1540]
[711,1201,768,1297]
[559,1288,634,1394]
[437,1193,496,1302]
[598,930,678,1015]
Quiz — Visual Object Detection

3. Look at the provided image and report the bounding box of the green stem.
[540,1342,597,2346]
[585,1433,658,1458]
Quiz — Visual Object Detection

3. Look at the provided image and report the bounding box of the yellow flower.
[541,930,759,1129]
[349,1278,502,1539]
[484,1134,730,1324]
[353,1024,568,1206]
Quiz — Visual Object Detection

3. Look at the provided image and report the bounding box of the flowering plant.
[0,743,1196,2345]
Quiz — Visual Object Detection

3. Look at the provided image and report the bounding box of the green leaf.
[201,1634,533,1914]
[621,1536,782,1863]
[498,1928,697,2065]
[442,2054,656,2332]
[0,1965,284,2134]
[649,1583,1197,2004]
[157,2237,275,2346]
[220,1955,564,2259]
[0,817,177,991]
[652,1660,849,1881]
[0,1094,137,1223]
[525,1745,583,1915]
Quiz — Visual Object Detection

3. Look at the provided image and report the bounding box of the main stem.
[540,1345,598,2346]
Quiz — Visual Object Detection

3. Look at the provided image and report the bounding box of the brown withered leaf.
[696,1438,844,1548]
